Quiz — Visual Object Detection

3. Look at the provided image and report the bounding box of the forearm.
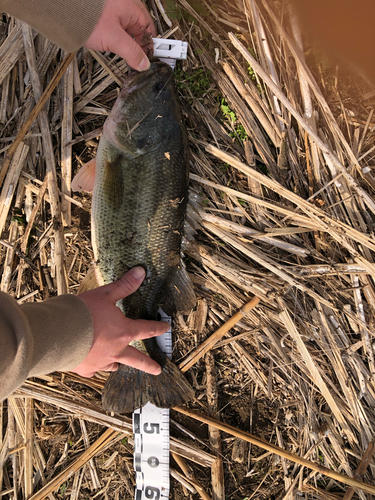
[0,291,93,401]
[0,0,105,52]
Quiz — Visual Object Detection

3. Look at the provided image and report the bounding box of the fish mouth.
[123,58,171,93]
[102,58,172,155]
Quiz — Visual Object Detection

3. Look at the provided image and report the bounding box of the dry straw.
[1,0,375,498]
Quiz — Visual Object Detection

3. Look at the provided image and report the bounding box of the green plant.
[220,98,236,122]
[11,207,36,252]
[11,207,27,226]
[175,67,212,99]
[220,98,249,142]
[233,123,248,142]
[170,0,208,22]
[257,162,270,176]
[220,163,230,173]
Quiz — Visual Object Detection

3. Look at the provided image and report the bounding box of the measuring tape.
[153,37,188,69]
[133,309,172,500]
[152,38,188,60]
[133,40,188,498]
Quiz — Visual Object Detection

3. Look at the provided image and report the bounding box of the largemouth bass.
[91,60,196,413]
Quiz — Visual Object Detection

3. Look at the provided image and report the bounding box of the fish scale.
[91,60,196,413]
[93,147,187,317]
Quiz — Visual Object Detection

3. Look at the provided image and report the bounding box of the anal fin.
[77,266,101,294]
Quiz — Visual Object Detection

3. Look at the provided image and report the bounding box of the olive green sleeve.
[0,0,105,52]
[0,291,93,401]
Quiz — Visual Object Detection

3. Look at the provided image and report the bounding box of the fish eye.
[136,136,149,149]
[154,81,166,92]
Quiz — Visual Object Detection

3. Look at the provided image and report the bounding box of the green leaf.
[164,0,181,20]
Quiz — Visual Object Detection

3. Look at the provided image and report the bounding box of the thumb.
[106,266,146,302]
[113,28,151,71]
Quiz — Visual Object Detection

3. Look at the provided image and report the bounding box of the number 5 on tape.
[133,403,170,499]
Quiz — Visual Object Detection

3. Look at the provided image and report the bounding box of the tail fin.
[102,357,194,413]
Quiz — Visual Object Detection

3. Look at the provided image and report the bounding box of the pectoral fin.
[103,155,124,209]
[71,158,96,193]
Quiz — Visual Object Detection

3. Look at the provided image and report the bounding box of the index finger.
[114,345,161,375]
[125,319,170,341]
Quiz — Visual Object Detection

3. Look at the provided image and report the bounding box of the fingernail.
[153,366,162,376]
[130,266,145,280]
[138,56,150,71]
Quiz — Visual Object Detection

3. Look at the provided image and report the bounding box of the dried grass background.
[1,0,375,498]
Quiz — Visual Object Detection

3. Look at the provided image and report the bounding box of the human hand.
[72,267,169,378]
[84,0,157,71]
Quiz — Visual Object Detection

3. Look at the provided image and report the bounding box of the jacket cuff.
[20,294,94,375]
[2,0,105,52]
